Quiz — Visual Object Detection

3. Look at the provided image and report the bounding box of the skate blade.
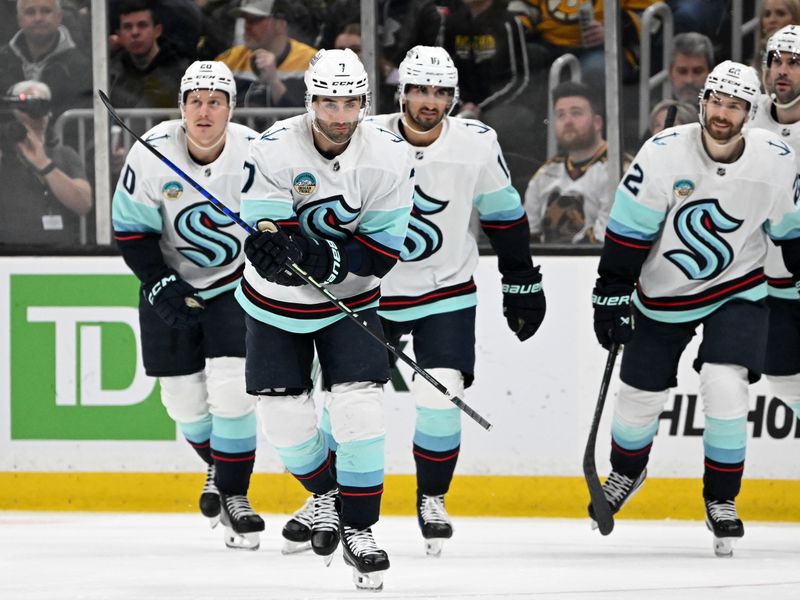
[281,539,312,555]
[590,518,599,531]
[207,515,220,530]
[352,569,384,591]
[322,553,335,567]
[425,538,444,558]
[223,527,260,551]
[713,536,736,558]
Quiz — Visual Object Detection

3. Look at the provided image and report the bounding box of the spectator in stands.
[334,23,399,109]
[109,0,202,61]
[665,1,729,38]
[648,99,698,135]
[0,0,92,118]
[0,80,91,247]
[443,0,529,120]
[108,0,189,109]
[754,0,800,78]
[216,0,316,107]
[522,0,657,93]
[196,0,239,61]
[668,32,713,103]
[524,81,616,245]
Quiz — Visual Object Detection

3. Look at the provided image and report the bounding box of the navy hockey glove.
[502,268,546,341]
[142,269,205,329]
[244,226,303,283]
[592,281,634,350]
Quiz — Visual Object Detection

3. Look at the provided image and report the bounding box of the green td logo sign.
[10,274,174,440]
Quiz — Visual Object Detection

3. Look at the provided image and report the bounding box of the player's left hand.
[244,225,302,282]
[502,267,546,341]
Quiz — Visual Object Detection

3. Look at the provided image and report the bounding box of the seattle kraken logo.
[400,186,448,262]
[665,199,743,280]
[175,203,241,267]
[298,194,360,240]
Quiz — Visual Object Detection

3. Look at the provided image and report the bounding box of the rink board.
[1,256,799,519]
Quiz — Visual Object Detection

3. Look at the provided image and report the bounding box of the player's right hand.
[142,269,205,329]
[592,280,634,350]
[244,226,302,283]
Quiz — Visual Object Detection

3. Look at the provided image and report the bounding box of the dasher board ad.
[1,256,798,479]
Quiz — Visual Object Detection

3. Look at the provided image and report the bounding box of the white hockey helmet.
[304,48,371,118]
[398,45,460,113]
[699,60,760,121]
[179,61,237,119]
[765,25,800,68]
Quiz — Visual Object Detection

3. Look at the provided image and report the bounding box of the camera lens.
[0,120,27,144]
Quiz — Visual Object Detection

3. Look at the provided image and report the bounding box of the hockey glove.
[592,281,634,350]
[142,269,205,329]
[244,226,303,283]
[502,268,546,342]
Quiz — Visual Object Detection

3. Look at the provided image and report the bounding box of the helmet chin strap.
[770,91,800,109]
[702,129,744,150]
[185,127,227,153]
[312,117,354,146]
[400,114,443,136]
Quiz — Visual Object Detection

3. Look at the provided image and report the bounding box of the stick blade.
[583,453,615,535]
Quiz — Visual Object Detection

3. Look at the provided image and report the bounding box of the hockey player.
[749,25,800,423]
[112,61,265,550]
[591,60,800,557]
[376,45,545,556]
[238,48,414,590]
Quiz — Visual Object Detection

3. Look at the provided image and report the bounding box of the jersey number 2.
[622,163,644,197]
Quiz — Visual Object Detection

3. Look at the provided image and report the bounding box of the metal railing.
[53,107,305,245]
[546,53,582,159]
[731,0,762,63]
[638,1,674,137]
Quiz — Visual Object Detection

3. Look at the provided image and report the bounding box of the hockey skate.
[281,495,314,555]
[417,494,453,557]
[704,499,744,557]
[311,489,340,566]
[219,494,264,551]
[199,464,221,528]
[588,468,647,530]
[341,525,390,591]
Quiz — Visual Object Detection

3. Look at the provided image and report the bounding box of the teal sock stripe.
[179,414,212,443]
[611,416,659,450]
[210,413,257,454]
[414,406,461,451]
[276,430,330,475]
[703,416,746,463]
[336,435,385,488]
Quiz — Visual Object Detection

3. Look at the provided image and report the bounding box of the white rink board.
[1,255,798,479]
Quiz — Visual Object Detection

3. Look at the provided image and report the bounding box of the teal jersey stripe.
[767,209,800,240]
[611,417,659,450]
[335,436,385,474]
[607,217,658,241]
[609,189,665,237]
[235,286,377,333]
[474,185,522,216]
[767,284,800,300]
[360,206,412,250]
[633,285,766,323]
[240,198,294,228]
[112,189,162,233]
[198,279,240,301]
[415,406,462,439]
[479,205,525,222]
[378,293,477,322]
[179,414,212,443]
[703,416,747,450]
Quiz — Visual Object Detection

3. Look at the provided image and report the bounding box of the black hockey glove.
[502,268,546,342]
[592,281,634,350]
[142,269,205,329]
[244,226,302,283]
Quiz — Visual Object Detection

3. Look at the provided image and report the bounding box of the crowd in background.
[0,0,783,250]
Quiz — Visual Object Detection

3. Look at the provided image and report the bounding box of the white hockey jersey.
[524,143,615,244]
[112,120,257,298]
[368,114,526,321]
[236,113,415,333]
[748,93,800,300]
[607,122,800,323]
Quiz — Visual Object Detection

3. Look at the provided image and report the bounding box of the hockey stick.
[99,90,492,431]
[582,342,619,536]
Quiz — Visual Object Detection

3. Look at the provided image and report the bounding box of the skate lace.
[344,526,380,557]
[224,495,256,519]
[706,499,739,522]
[603,471,636,506]
[313,489,339,532]
[419,494,450,525]
[292,495,315,528]
[202,464,218,495]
